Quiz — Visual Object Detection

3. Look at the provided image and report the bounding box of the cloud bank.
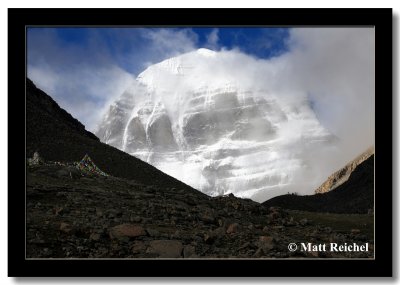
[27,28,205,131]
[28,27,374,171]
[125,28,374,198]
[283,28,375,160]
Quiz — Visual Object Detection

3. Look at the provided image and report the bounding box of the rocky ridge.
[263,154,374,214]
[315,147,374,194]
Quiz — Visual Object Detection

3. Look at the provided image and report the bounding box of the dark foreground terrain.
[26,78,374,258]
[27,162,373,259]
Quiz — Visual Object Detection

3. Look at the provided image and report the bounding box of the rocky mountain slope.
[27,78,197,189]
[315,147,374,194]
[26,78,373,258]
[96,48,338,202]
[263,154,374,214]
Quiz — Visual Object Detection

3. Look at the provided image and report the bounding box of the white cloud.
[283,28,375,159]
[28,27,374,190]
[141,28,198,63]
[27,28,200,133]
[117,28,374,199]
[205,28,219,49]
[28,63,133,132]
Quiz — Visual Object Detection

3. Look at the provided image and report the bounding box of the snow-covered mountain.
[96,48,338,202]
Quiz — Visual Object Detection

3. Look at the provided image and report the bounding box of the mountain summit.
[96,49,338,202]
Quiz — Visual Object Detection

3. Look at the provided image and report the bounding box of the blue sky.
[27,27,374,160]
[27,27,290,131]
[28,27,289,74]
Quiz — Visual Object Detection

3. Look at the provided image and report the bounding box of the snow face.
[96,48,338,202]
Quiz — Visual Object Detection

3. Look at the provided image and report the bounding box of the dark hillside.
[26,78,200,191]
[263,155,374,214]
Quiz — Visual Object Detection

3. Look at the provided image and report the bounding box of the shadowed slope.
[26,78,204,192]
[262,155,374,214]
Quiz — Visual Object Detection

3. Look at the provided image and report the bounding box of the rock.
[357,234,368,241]
[42,248,53,257]
[96,208,103,217]
[28,151,44,166]
[89,233,101,241]
[67,166,82,179]
[199,213,215,224]
[268,211,281,221]
[30,238,45,244]
[268,206,281,213]
[231,201,241,210]
[171,230,181,239]
[146,228,161,237]
[253,247,265,257]
[315,147,374,195]
[53,206,64,216]
[183,245,196,258]
[258,236,274,251]
[186,198,197,206]
[204,227,225,244]
[299,218,309,226]
[273,225,284,231]
[238,242,251,251]
[59,222,71,233]
[131,241,146,254]
[226,223,239,234]
[107,209,123,219]
[109,224,146,240]
[57,166,81,179]
[130,216,142,223]
[285,217,296,226]
[147,240,183,258]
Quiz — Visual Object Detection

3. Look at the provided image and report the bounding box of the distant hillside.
[262,155,374,214]
[315,147,374,194]
[26,78,203,191]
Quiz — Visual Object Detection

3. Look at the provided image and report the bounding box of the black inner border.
[8,8,393,277]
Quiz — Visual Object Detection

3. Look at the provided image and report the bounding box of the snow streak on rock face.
[96,49,337,202]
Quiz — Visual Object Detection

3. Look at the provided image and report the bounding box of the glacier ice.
[96,48,338,202]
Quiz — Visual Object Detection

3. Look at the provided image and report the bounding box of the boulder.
[226,223,240,234]
[59,222,71,233]
[183,245,197,258]
[109,224,146,240]
[146,240,183,258]
[258,236,274,251]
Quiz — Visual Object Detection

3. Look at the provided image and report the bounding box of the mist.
[129,28,374,199]
[283,28,375,161]
[27,27,374,199]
